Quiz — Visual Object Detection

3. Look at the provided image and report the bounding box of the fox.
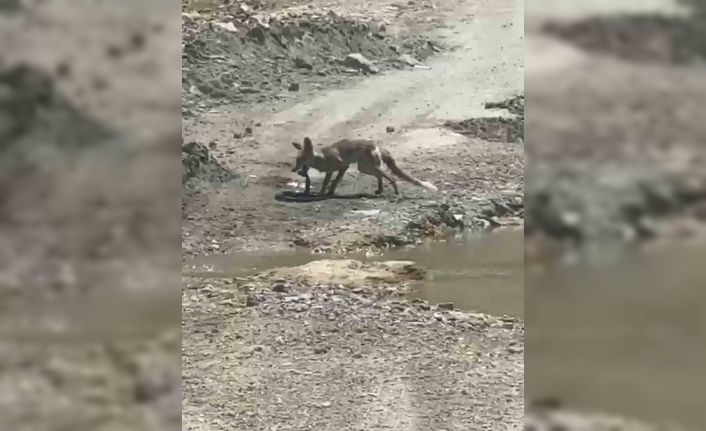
[291,137,438,196]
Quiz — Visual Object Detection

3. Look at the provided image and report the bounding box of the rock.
[386,126,395,133]
[244,127,253,136]
[55,61,71,78]
[343,53,378,74]
[239,86,260,94]
[438,302,454,310]
[290,303,309,313]
[208,141,217,149]
[247,26,267,44]
[398,53,420,66]
[233,132,243,139]
[134,367,176,402]
[213,21,239,33]
[313,346,329,354]
[245,294,258,307]
[182,141,236,185]
[288,82,300,92]
[293,55,314,70]
[271,283,289,293]
[219,72,234,85]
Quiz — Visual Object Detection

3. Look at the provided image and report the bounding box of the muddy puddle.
[526,240,706,429]
[184,227,525,318]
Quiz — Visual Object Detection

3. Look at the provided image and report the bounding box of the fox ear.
[303,137,313,149]
[292,142,302,150]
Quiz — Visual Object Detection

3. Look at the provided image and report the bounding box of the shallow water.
[184,227,525,318]
[526,239,706,429]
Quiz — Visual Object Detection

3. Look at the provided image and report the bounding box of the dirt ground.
[183,262,523,430]
[1,1,181,430]
[181,0,524,256]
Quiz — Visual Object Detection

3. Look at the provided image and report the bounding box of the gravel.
[182,274,524,430]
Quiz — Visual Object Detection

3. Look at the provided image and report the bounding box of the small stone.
[106,44,123,58]
[239,86,260,94]
[134,368,175,402]
[313,346,329,354]
[208,141,217,149]
[245,295,258,307]
[438,302,454,310]
[233,132,243,139]
[386,126,395,133]
[55,61,71,78]
[130,32,146,50]
[248,26,267,44]
[294,55,314,70]
[398,53,420,66]
[290,303,309,313]
[288,82,300,92]
[343,53,378,74]
[272,283,289,293]
[219,72,234,84]
[244,127,253,136]
[320,401,332,408]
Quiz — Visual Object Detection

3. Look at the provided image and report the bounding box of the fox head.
[291,137,314,174]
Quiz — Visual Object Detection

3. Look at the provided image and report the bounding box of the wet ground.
[185,227,524,317]
[527,240,706,430]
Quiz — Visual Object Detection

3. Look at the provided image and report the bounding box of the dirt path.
[182,0,524,255]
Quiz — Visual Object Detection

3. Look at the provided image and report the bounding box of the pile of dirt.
[259,259,426,287]
[525,166,706,246]
[182,9,442,111]
[542,13,706,65]
[182,141,237,186]
[445,95,524,144]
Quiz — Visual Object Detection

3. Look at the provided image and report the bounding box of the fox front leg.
[297,165,311,194]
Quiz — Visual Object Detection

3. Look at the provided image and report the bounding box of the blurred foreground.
[0,1,181,430]
[526,0,706,429]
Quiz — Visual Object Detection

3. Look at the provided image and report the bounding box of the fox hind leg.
[319,172,332,195]
[358,154,387,195]
[327,166,349,195]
